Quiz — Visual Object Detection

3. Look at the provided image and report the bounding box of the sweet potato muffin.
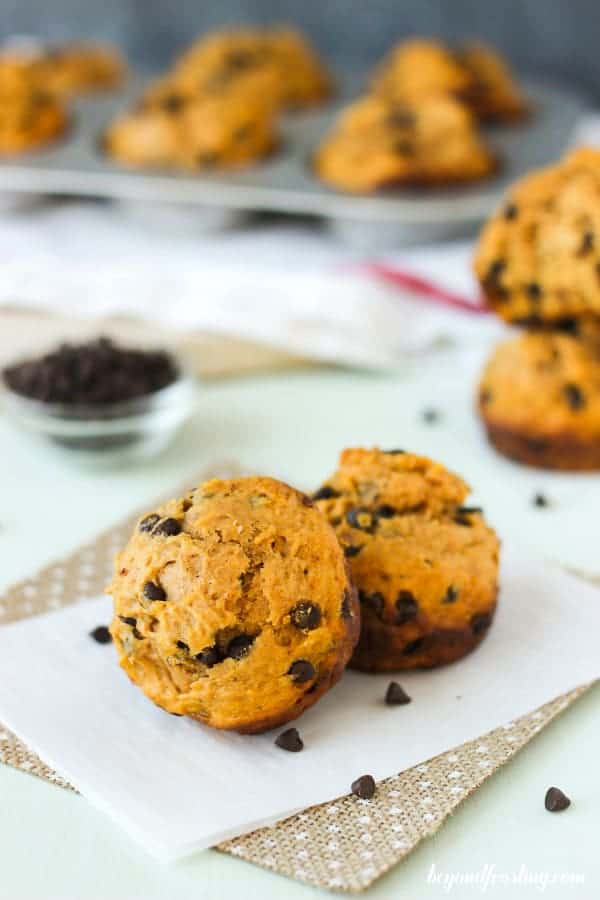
[109,476,359,733]
[172,27,331,110]
[475,147,600,326]
[478,330,600,470]
[314,449,500,671]
[104,91,278,171]
[315,93,496,193]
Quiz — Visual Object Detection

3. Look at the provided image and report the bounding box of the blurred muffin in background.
[36,42,126,94]
[0,54,68,153]
[458,42,528,123]
[105,91,278,171]
[0,40,125,96]
[373,37,527,124]
[172,27,332,110]
[315,93,496,193]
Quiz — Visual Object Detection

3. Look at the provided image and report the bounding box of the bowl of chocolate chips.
[1,337,196,463]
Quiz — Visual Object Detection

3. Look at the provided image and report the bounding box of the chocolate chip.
[526,282,542,301]
[386,448,406,455]
[393,139,413,156]
[288,659,316,683]
[385,681,411,705]
[395,591,418,625]
[275,727,304,752]
[533,492,549,508]
[195,645,220,667]
[90,625,112,644]
[441,586,459,604]
[403,637,426,655]
[504,203,518,220]
[487,259,506,283]
[545,786,571,812]
[471,612,492,635]
[161,93,184,113]
[153,517,182,537]
[351,774,376,800]
[301,494,314,507]
[360,590,384,616]
[139,513,160,533]
[132,628,144,640]
[344,544,363,558]
[564,383,585,410]
[387,108,416,128]
[341,588,354,619]
[375,504,396,519]
[290,602,322,630]
[454,506,482,526]
[119,616,137,627]
[578,230,594,256]
[346,507,375,532]
[312,485,340,501]
[143,581,166,602]
[176,640,189,651]
[422,408,440,424]
[226,634,255,660]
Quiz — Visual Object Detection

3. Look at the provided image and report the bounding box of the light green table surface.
[1,359,598,900]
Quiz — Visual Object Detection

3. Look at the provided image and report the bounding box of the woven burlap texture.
[0,463,590,893]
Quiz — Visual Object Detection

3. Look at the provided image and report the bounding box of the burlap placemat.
[0,463,592,893]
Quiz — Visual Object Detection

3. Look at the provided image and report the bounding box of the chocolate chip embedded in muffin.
[314,448,499,671]
[109,475,359,733]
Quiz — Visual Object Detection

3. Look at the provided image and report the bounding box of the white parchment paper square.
[0,545,598,861]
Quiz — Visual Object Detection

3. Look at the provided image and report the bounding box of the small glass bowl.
[1,364,197,466]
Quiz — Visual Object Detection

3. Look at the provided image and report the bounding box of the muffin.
[459,41,528,123]
[109,476,359,733]
[314,93,496,193]
[313,449,500,671]
[172,27,331,110]
[0,60,67,153]
[478,330,600,470]
[373,37,527,123]
[105,92,278,171]
[475,147,600,326]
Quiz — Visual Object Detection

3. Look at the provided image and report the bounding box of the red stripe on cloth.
[363,262,489,316]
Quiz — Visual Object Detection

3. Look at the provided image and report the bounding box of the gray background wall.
[2,0,598,101]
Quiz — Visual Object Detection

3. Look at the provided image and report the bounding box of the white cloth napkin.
[0,545,598,861]
[0,201,503,368]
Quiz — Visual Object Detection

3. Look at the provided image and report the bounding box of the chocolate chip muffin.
[373,39,474,105]
[458,42,528,123]
[0,83,67,154]
[478,330,600,470]
[475,147,600,326]
[172,27,331,110]
[105,92,278,171]
[36,42,126,94]
[373,38,527,124]
[313,449,500,672]
[109,476,359,733]
[314,93,496,193]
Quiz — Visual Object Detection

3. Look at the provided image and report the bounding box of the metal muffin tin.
[0,73,587,240]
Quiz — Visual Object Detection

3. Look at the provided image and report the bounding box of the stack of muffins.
[105,27,331,172]
[108,449,500,734]
[475,146,600,471]
[315,38,528,193]
[0,41,125,154]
